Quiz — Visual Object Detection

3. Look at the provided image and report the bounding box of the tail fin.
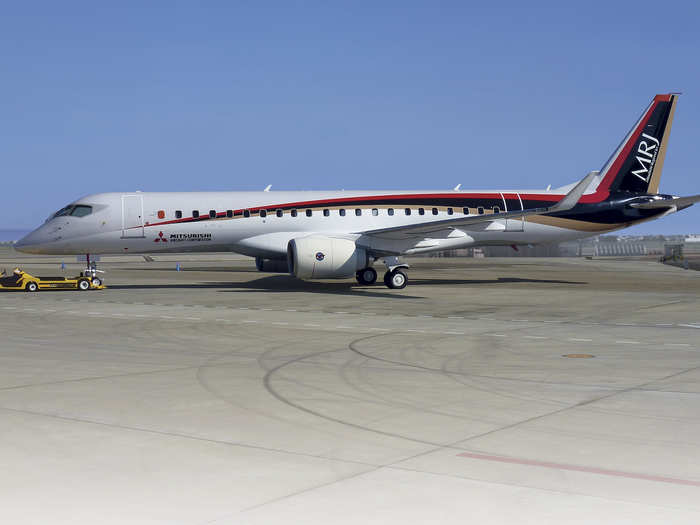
[596,94,678,196]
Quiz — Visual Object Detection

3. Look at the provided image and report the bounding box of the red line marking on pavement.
[457,452,700,487]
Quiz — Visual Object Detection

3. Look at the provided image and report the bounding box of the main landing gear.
[355,267,377,285]
[355,257,409,289]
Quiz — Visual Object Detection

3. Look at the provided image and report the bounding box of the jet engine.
[287,236,368,279]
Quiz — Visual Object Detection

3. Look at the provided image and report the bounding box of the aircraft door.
[501,193,525,232]
[122,194,144,238]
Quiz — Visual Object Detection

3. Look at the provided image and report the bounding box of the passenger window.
[355,209,362,216]
[260,210,267,218]
[372,208,378,216]
[276,209,283,217]
[339,209,346,216]
[405,208,411,215]
[192,210,199,218]
[226,210,233,218]
[209,210,216,218]
[418,208,425,215]
[70,205,93,217]
[291,209,298,217]
[243,210,250,218]
[478,207,484,215]
[493,206,500,214]
[432,208,438,215]
[175,210,182,219]
[306,209,312,217]
[388,208,394,216]
[463,207,469,215]
[447,207,453,215]
[323,209,330,217]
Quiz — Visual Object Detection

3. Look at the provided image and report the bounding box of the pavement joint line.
[242,320,259,323]
[678,324,700,329]
[485,333,507,337]
[524,336,548,339]
[569,338,593,342]
[615,340,640,344]
[184,317,201,321]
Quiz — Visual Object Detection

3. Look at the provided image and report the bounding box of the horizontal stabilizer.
[629,194,700,210]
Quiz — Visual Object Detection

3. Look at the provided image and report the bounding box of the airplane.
[15,93,699,289]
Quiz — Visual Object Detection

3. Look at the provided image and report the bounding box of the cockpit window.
[53,206,73,218]
[70,205,93,217]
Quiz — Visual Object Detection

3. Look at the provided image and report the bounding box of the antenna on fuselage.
[264,185,272,192]
[453,183,461,191]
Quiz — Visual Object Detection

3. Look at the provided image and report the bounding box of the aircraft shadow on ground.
[106,274,586,298]
[107,275,421,299]
[409,277,588,285]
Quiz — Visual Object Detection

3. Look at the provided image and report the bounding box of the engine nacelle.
[287,236,368,279]
[255,256,289,273]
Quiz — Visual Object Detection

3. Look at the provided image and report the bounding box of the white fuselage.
[16,189,607,258]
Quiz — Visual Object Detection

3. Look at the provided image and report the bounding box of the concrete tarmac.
[1,251,699,524]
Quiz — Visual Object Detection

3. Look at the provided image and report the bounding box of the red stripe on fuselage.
[137,191,567,229]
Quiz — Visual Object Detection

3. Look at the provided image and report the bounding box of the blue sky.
[1,1,698,233]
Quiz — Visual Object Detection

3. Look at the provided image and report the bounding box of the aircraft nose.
[15,229,48,254]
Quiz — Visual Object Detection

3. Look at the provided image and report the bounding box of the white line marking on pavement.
[184,317,201,321]
[242,320,258,323]
[523,335,548,339]
[568,338,592,342]
[485,333,506,337]
[678,324,700,329]
[615,340,640,345]
[448,316,464,319]
[665,343,691,347]
[444,331,465,335]
[303,324,321,328]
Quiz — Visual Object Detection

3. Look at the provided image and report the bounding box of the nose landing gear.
[83,253,104,287]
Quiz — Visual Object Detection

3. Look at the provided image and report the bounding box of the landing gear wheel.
[356,267,377,285]
[25,281,38,292]
[92,278,102,287]
[77,279,90,291]
[384,269,407,289]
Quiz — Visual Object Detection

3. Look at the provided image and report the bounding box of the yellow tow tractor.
[0,267,105,292]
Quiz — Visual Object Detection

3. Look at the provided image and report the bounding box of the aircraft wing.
[357,171,597,238]
[629,194,700,210]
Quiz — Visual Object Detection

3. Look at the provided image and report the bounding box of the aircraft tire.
[385,269,408,289]
[25,281,38,292]
[356,267,377,285]
[77,279,90,291]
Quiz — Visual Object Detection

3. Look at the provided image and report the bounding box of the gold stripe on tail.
[648,94,678,194]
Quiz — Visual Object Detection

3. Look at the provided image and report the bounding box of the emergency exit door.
[122,194,144,238]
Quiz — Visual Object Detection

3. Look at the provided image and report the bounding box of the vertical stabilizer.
[597,94,678,197]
